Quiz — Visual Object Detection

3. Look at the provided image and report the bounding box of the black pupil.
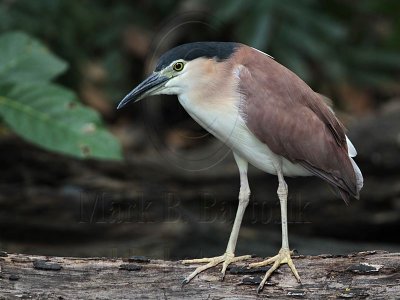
[174,63,183,71]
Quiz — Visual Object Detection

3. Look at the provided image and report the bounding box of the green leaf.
[0,83,122,160]
[0,31,67,84]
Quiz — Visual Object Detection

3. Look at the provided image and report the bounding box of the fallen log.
[0,251,399,299]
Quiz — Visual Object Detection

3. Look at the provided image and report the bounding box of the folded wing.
[235,47,362,203]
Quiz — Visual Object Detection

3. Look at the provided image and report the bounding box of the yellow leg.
[250,162,301,293]
[182,153,252,284]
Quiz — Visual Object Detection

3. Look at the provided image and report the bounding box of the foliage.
[0,31,122,160]
[0,0,179,100]
[0,0,399,114]
[210,0,400,90]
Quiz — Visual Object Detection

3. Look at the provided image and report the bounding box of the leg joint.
[277,181,288,198]
[239,187,250,205]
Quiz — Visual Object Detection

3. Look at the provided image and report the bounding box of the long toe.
[183,259,223,284]
[220,254,252,280]
[249,248,301,293]
[182,253,252,284]
[182,256,223,264]
[249,254,279,268]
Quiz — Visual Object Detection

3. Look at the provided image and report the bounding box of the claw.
[256,285,263,294]
[181,279,189,286]
[219,272,225,281]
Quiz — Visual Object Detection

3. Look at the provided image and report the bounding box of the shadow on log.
[0,251,399,299]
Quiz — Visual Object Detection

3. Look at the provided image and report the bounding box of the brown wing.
[235,46,358,202]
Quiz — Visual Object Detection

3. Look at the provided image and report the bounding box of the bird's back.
[233,45,363,202]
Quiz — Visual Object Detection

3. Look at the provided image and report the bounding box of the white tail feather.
[346,136,357,157]
[350,157,363,192]
[346,135,363,193]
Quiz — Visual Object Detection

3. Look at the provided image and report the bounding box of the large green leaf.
[0,31,67,84]
[0,83,122,160]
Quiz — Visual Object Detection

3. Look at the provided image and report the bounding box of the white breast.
[177,94,311,177]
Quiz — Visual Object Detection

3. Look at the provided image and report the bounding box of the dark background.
[1,0,400,260]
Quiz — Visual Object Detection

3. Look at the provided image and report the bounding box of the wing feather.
[235,46,359,201]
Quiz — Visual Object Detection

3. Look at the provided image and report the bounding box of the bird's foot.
[182,252,252,284]
[249,248,301,293]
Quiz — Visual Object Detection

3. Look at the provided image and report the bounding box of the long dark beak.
[117,73,169,109]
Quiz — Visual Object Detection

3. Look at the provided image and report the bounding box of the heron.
[117,42,363,292]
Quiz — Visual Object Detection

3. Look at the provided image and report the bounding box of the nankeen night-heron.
[117,42,363,292]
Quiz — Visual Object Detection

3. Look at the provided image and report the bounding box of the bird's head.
[117,42,240,109]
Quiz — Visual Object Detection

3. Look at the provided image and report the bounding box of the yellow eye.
[173,61,184,72]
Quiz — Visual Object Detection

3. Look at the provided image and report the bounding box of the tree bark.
[0,251,399,299]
